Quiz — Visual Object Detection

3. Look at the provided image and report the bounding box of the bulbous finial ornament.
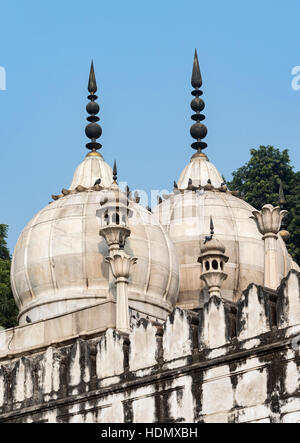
[190,49,207,152]
[85,61,103,152]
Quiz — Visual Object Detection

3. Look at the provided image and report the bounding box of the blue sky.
[1,0,300,251]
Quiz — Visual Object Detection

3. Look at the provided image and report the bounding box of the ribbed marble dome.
[178,152,223,189]
[11,155,179,325]
[154,154,299,310]
[70,152,113,189]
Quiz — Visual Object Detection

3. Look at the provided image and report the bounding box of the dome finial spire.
[191,49,202,88]
[85,61,102,154]
[279,180,286,208]
[113,160,118,183]
[88,60,97,93]
[190,50,207,152]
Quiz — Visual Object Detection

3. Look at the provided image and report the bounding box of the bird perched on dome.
[204,217,215,244]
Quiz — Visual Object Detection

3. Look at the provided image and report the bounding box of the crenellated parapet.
[236,284,273,341]
[277,270,300,329]
[199,296,236,352]
[0,270,299,423]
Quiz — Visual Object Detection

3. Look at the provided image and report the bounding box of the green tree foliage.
[0,224,10,260]
[0,225,18,329]
[228,146,300,265]
[287,171,300,263]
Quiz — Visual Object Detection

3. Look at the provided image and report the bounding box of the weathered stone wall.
[0,271,299,423]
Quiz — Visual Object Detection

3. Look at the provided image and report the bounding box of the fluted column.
[100,225,131,300]
[252,204,288,290]
[106,251,137,333]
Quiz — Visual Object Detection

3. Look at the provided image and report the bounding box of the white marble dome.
[11,153,179,325]
[178,152,223,189]
[154,153,299,310]
[70,151,113,189]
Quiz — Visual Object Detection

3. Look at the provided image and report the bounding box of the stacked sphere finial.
[190,50,207,151]
[85,61,103,152]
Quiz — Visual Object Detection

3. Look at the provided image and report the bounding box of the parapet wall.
[0,271,299,423]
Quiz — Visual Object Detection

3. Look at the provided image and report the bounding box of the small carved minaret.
[279,181,290,242]
[97,168,137,334]
[190,50,208,155]
[85,61,103,156]
[198,218,228,298]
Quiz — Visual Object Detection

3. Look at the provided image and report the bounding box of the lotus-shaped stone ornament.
[252,204,288,236]
[105,251,137,280]
[100,225,131,250]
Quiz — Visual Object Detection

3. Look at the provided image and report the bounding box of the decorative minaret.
[190,50,208,155]
[252,204,288,290]
[198,218,228,298]
[85,61,103,156]
[97,164,137,333]
[279,181,290,242]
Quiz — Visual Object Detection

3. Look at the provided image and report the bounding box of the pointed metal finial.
[278,180,289,241]
[279,180,286,208]
[190,50,207,152]
[85,61,102,153]
[203,216,214,244]
[113,160,118,182]
[191,49,202,88]
[88,60,97,94]
[210,216,214,236]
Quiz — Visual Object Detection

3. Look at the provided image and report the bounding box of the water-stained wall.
[0,271,299,423]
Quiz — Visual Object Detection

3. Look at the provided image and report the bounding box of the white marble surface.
[11,154,179,324]
[154,158,298,309]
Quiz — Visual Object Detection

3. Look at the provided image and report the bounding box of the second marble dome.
[153,152,299,310]
[11,153,180,325]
